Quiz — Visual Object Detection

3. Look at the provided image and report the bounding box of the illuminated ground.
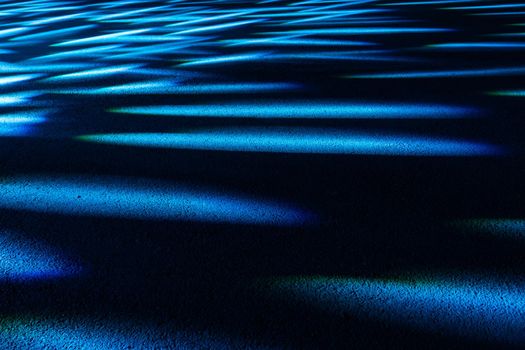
[0,0,525,348]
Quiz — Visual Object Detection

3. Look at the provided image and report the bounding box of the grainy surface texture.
[0,0,524,349]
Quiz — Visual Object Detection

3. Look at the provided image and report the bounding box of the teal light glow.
[0,176,312,226]
[265,275,525,345]
[77,128,501,157]
[490,90,525,97]
[428,42,525,50]
[0,230,81,281]
[110,102,475,119]
[473,11,525,16]
[351,67,525,79]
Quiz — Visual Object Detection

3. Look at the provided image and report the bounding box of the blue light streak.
[0,176,313,226]
[0,316,274,349]
[51,81,299,94]
[490,90,525,97]
[428,42,525,50]
[263,27,452,35]
[52,28,150,46]
[0,62,99,73]
[43,64,142,82]
[0,110,47,124]
[0,110,47,136]
[10,24,95,42]
[77,128,500,157]
[110,102,475,119]
[29,45,125,62]
[445,4,525,10]
[266,275,525,345]
[458,219,525,239]
[351,67,525,79]
[172,19,261,35]
[0,74,41,85]
[178,52,271,67]
[0,92,41,106]
[384,0,480,5]
[0,230,81,281]
[223,37,374,47]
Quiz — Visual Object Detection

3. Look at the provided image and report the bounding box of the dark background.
[0,0,524,348]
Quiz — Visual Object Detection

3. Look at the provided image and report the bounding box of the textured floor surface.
[0,0,525,348]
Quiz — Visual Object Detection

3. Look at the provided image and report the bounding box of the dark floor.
[0,0,525,348]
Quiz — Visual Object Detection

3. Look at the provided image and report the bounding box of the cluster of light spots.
[265,275,525,345]
[77,128,501,156]
[110,102,475,119]
[0,176,313,226]
[0,230,81,282]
